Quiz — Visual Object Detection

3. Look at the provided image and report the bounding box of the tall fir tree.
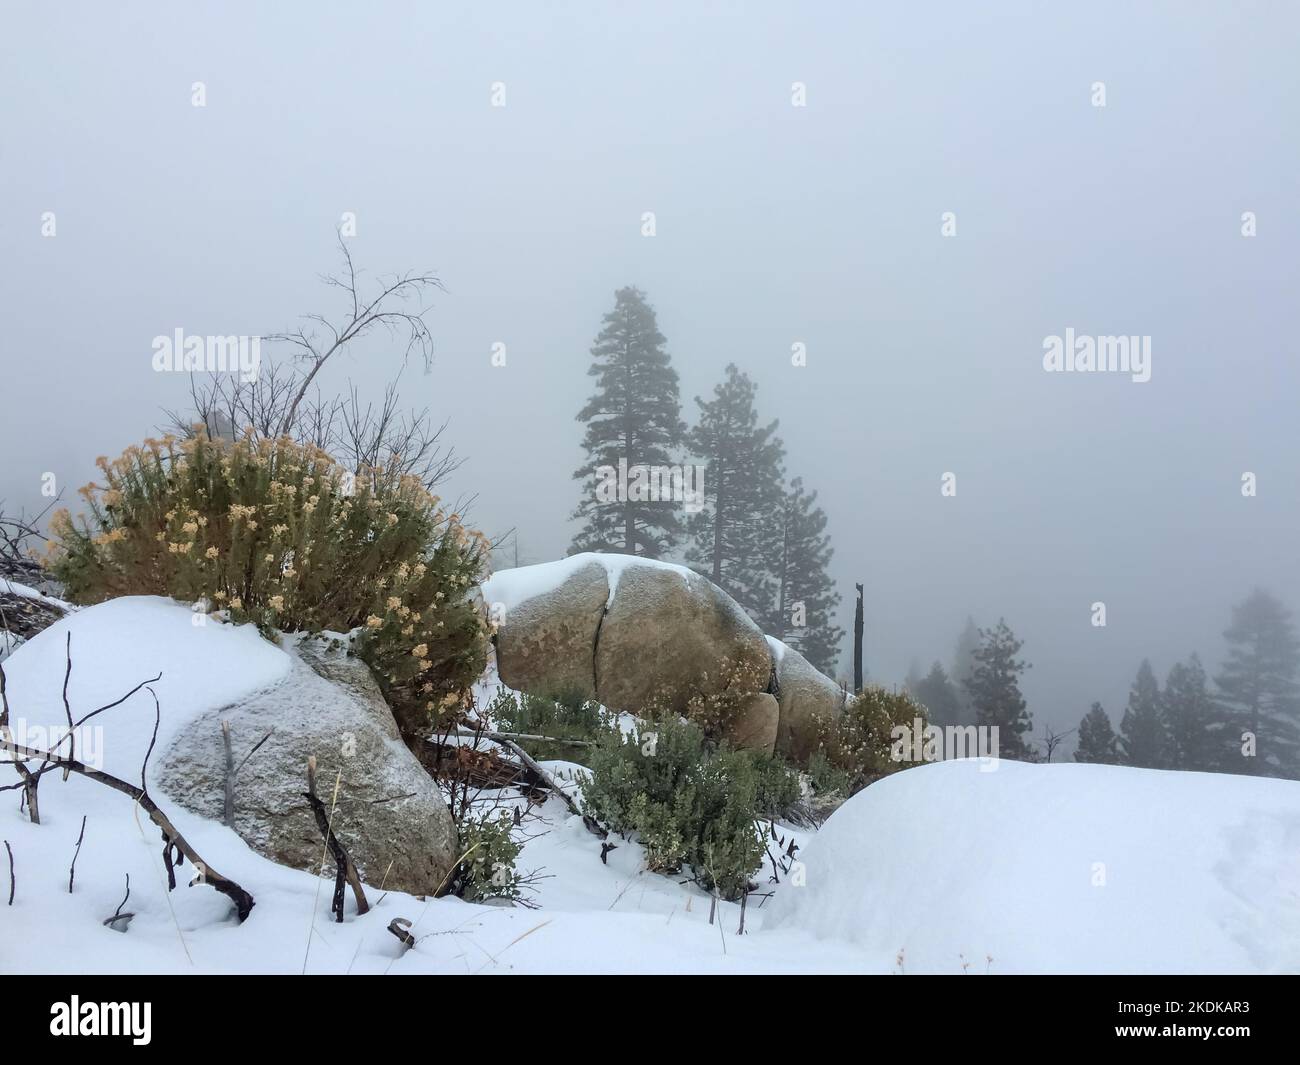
[1162,653,1221,772]
[950,616,981,726]
[685,363,785,619]
[1074,702,1119,764]
[765,476,843,674]
[569,287,685,558]
[964,619,1033,760]
[1119,659,1168,769]
[1214,588,1300,778]
[911,661,962,727]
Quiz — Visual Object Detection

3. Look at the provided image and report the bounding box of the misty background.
[2,1,1298,753]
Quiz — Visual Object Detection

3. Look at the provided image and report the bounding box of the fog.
[2,2,1298,750]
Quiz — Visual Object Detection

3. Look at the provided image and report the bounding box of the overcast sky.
[2,1,1298,746]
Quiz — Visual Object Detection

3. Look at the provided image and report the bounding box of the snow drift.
[768,758,1300,974]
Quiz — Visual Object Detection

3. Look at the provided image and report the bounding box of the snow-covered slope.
[4,599,1297,974]
[768,758,1300,974]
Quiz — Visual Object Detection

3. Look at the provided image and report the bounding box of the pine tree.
[766,476,843,674]
[950,616,981,726]
[1162,654,1221,772]
[1119,659,1167,769]
[964,619,1033,760]
[569,287,686,558]
[685,364,785,619]
[911,661,962,727]
[1074,702,1119,764]
[1214,588,1300,778]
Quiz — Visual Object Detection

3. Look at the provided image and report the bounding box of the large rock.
[158,636,458,897]
[771,640,847,762]
[594,562,772,719]
[481,555,848,762]
[723,692,780,755]
[492,559,608,699]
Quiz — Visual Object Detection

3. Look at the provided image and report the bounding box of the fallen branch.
[452,726,601,834]
[0,736,254,921]
[452,727,597,749]
[304,755,369,921]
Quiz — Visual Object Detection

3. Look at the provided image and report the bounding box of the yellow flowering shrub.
[46,430,489,741]
[816,686,929,794]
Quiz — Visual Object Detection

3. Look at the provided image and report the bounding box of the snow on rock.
[481,551,693,612]
[767,758,1300,974]
[0,577,76,663]
[2,596,289,784]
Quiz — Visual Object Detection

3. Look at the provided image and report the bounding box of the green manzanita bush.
[485,687,618,762]
[579,714,774,900]
[450,808,526,904]
[45,430,489,740]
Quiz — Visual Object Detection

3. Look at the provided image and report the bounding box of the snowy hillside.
[3,600,1298,974]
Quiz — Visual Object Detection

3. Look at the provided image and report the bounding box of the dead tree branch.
[269,235,444,435]
[0,735,254,920]
[304,755,369,921]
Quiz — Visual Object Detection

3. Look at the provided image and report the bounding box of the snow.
[765,635,787,665]
[0,576,76,663]
[0,576,75,614]
[767,758,1300,974]
[4,598,1298,974]
[1,597,288,782]
[482,552,694,611]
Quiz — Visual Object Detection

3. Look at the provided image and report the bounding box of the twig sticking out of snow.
[304,755,370,922]
[220,721,273,828]
[68,815,86,893]
[0,659,40,823]
[4,839,13,905]
[103,873,133,932]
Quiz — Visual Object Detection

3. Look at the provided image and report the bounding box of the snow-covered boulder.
[767,758,1300,973]
[2,596,458,902]
[768,638,847,762]
[485,554,774,742]
[491,557,608,698]
[158,635,459,898]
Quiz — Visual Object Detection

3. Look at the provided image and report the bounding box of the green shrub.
[744,750,803,820]
[578,715,768,900]
[449,808,525,904]
[485,688,617,762]
[805,747,851,798]
[820,685,928,794]
[45,430,489,739]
